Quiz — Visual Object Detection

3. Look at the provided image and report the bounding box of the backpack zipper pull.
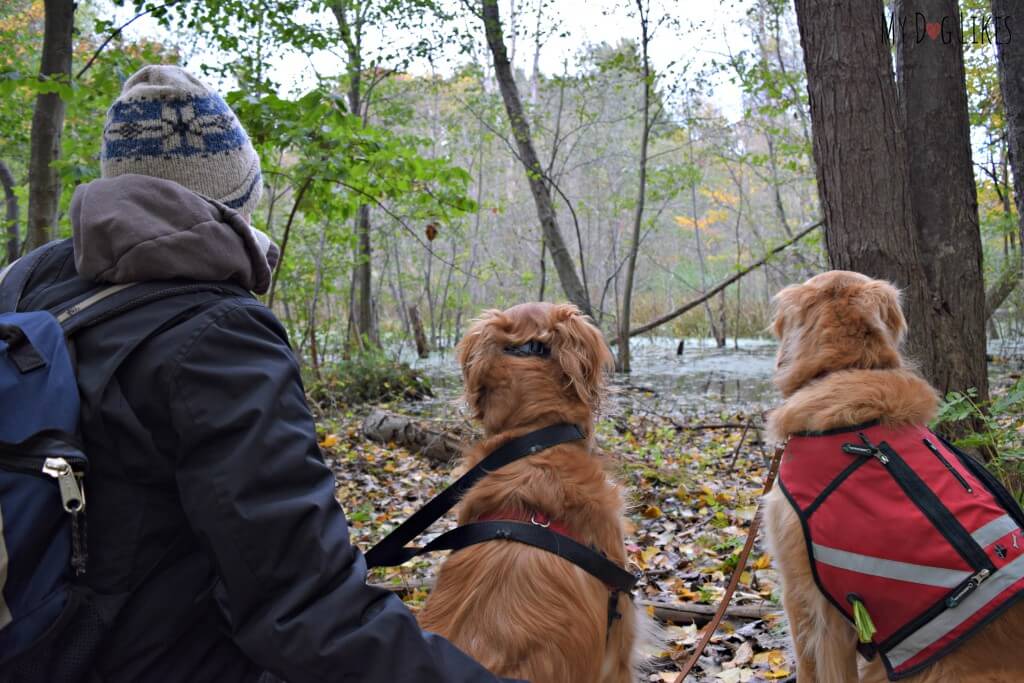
[42,457,85,513]
[946,568,991,608]
[842,439,890,465]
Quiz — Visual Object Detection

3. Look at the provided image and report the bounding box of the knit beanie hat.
[101,65,263,218]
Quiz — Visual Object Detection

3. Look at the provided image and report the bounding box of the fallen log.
[638,599,778,625]
[368,579,778,626]
[361,408,467,463]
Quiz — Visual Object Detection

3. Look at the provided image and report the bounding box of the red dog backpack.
[778,421,1024,680]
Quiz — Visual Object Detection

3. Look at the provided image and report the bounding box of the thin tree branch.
[76,1,181,79]
[614,220,824,342]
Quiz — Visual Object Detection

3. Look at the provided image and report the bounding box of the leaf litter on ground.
[314,370,798,682]
[313,346,1021,682]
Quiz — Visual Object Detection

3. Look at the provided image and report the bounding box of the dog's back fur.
[417,303,639,683]
[764,271,1024,682]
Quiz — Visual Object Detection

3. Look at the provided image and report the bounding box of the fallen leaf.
[643,504,663,519]
[730,641,753,666]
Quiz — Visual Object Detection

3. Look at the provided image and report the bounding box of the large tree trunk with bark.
[993,0,1024,314]
[480,0,592,316]
[893,0,988,401]
[792,0,941,389]
[27,0,74,251]
[0,160,18,263]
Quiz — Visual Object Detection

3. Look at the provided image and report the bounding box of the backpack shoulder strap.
[54,281,254,337]
[0,243,63,313]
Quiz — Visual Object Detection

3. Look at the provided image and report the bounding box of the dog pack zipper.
[922,438,973,493]
[842,434,994,605]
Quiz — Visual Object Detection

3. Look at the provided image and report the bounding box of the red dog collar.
[476,509,580,543]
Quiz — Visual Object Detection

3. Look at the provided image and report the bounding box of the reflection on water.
[401,337,781,418]
[398,334,1024,421]
[612,337,778,416]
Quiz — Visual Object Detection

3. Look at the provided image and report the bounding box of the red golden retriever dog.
[417,302,640,683]
[764,271,1024,682]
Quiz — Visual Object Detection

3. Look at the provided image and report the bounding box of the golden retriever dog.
[417,302,639,683]
[764,270,1024,682]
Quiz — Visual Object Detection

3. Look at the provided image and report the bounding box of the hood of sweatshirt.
[71,174,280,294]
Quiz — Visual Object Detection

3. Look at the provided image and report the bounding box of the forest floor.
[314,338,1024,683]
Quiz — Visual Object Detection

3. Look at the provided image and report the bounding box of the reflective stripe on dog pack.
[777,422,1024,680]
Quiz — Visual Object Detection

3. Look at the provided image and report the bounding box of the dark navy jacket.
[16,240,512,683]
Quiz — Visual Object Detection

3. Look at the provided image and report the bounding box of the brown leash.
[672,444,785,683]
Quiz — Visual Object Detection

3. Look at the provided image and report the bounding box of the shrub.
[936,376,1024,499]
[308,350,433,410]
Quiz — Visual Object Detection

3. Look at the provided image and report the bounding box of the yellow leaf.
[635,546,659,569]
[642,504,663,519]
[676,586,701,601]
[753,554,772,570]
[768,650,786,666]
[765,668,791,680]
[318,434,339,448]
[382,463,396,473]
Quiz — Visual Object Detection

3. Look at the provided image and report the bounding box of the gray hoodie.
[71,174,280,294]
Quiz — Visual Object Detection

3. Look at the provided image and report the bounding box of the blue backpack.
[0,246,234,679]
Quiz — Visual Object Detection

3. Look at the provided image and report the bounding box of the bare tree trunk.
[895,0,988,401]
[27,0,74,251]
[330,0,378,346]
[353,204,375,344]
[480,0,592,316]
[0,160,18,263]
[409,304,430,359]
[792,0,939,381]
[307,219,329,379]
[538,237,547,301]
[686,124,721,344]
[267,177,312,308]
[993,0,1024,314]
[617,0,652,373]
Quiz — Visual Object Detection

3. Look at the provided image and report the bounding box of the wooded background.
[2,0,1022,401]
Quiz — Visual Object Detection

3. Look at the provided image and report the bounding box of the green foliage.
[936,378,1024,497]
[308,350,433,407]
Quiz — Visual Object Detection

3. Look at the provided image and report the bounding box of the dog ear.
[860,279,907,346]
[456,309,505,418]
[771,284,805,340]
[550,305,614,410]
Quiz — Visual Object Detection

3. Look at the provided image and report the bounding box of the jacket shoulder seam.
[165,298,269,391]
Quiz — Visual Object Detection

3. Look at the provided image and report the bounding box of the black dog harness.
[364,423,637,631]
